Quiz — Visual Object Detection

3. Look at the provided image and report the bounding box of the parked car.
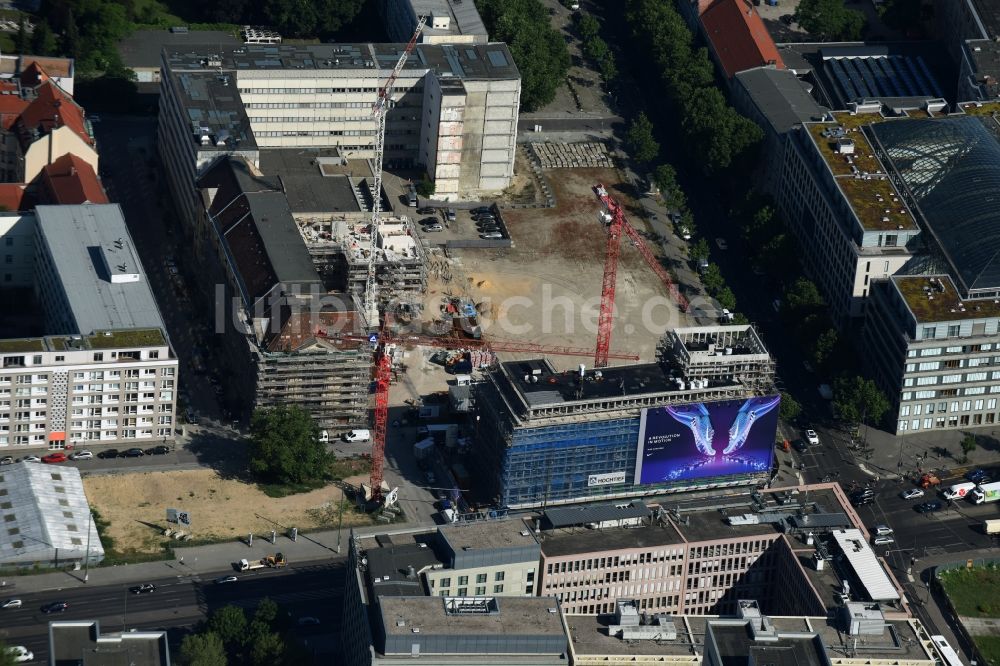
[477,225,500,233]
[97,449,119,459]
[130,583,156,594]
[967,469,991,483]
[471,206,491,215]
[792,440,808,453]
[873,535,894,546]
[901,488,925,500]
[185,408,197,424]
[445,208,457,222]
[41,601,68,613]
[715,237,728,250]
[343,429,371,443]
[146,445,171,455]
[20,455,41,463]
[416,206,435,215]
[123,448,145,457]
[780,13,794,25]
[874,525,894,536]
[1,598,22,609]
[0,456,13,465]
[215,575,238,584]
[915,501,943,514]
[480,232,503,239]
[41,452,67,464]
[297,616,321,626]
[805,429,820,445]
[69,450,93,460]
[423,224,444,232]
[419,217,439,226]
[473,214,496,222]
[6,646,32,663]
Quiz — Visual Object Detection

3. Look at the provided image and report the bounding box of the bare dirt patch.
[84,469,370,554]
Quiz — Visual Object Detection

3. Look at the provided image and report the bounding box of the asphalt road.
[1,559,345,663]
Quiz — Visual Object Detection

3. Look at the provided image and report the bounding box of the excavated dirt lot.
[422,167,691,371]
[84,469,370,554]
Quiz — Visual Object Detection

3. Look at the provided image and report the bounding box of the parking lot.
[410,205,511,247]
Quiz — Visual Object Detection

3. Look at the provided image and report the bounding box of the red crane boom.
[315,327,638,504]
[592,184,689,369]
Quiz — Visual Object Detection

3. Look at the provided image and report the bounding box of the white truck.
[942,481,976,500]
[984,518,1000,535]
[972,480,1000,504]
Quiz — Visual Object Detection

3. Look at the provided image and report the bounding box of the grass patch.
[939,565,1000,617]
[973,635,1000,665]
[259,479,327,498]
[330,456,370,481]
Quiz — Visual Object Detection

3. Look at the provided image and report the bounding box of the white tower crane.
[364,15,426,327]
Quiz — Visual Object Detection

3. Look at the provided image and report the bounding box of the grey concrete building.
[383,0,489,45]
[157,41,519,219]
[426,518,541,597]
[49,621,170,665]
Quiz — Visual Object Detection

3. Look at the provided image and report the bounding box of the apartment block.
[158,40,519,221]
[0,205,177,450]
[474,325,776,508]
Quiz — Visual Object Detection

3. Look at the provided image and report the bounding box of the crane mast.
[364,15,426,326]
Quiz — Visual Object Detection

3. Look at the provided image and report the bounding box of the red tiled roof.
[0,183,33,212]
[0,95,28,130]
[37,153,108,205]
[19,60,50,89]
[16,80,92,148]
[700,0,784,79]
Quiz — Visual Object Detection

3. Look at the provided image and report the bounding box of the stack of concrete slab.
[529,142,614,169]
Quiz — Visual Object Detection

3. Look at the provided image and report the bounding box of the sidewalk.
[851,425,1000,481]
[1,521,436,595]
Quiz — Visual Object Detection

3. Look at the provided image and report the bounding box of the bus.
[930,635,964,666]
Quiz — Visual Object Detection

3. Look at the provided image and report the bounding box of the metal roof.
[830,529,900,601]
[872,116,1000,294]
[734,67,828,135]
[34,204,167,335]
[0,463,103,566]
[543,500,649,529]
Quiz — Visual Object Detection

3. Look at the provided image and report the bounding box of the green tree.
[178,632,227,666]
[583,36,610,64]
[207,605,247,649]
[248,627,284,666]
[653,164,685,210]
[785,277,825,314]
[701,263,725,294]
[14,18,29,55]
[248,405,330,485]
[811,328,838,369]
[253,597,279,625]
[960,434,977,463]
[30,21,57,57]
[834,376,890,427]
[261,0,365,38]
[716,286,737,310]
[795,0,866,40]
[598,54,618,83]
[478,0,570,111]
[415,175,435,198]
[778,392,802,424]
[62,10,81,60]
[625,112,659,165]
[574,12,600,41]
[689,238,710,263]
[878,0,925,35]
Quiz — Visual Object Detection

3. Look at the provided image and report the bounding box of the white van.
[343,429,371,443]
[318,430,330,443]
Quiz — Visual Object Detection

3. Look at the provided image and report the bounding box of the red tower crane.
[592,184,689,369]
[316,327,638,504]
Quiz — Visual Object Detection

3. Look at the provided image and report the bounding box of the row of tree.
[623,0,762,174]
[475,0,570,112]
[573,12,617,85]
[178,598,309,665]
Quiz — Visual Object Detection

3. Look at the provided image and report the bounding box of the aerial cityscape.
[1,0,1000,664]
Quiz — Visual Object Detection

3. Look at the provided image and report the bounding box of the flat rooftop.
[35,205,167,335]
[167,69,256,151]
[378,595,567,639]
[566,614,704,660]
[439,517,536,551]
[360,531,444,597]
[50,622,169,666]
[709,622,826,666]
[771,616,933,662]
[164,41,518,80]
[258,148,365,214]
[892,274,1000,324]
[537,521,684,558]
[804,118,919,233]
[734,67,829,135]
[0,329,167,355]
[974,0,1000,39]
[410,0,488,41]
[119,29,241,69]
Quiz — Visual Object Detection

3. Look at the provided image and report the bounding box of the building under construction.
[473,325,778,508]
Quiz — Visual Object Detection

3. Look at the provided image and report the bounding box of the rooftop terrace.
[805,117,918,232]
[0,329,169,358]
[892,274,1000,324]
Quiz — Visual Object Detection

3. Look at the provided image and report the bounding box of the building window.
[476,573,487,584]
[494,584,504,593]
[93,353,103,362]
[495,571,505,582]
[4,237,11,246]
[457,587,467,596]
[458,576,468,586]
[440,577,451,588]
[475,586,485,595]
[948,325,961,337]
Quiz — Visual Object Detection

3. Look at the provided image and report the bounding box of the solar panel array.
[825,55,943,103]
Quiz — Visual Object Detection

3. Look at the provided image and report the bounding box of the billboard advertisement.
[634,395,779,485]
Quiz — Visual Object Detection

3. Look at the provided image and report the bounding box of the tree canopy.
[179,600,307,666]
[834,376,890,426]
[625,113,659,166]
[795,0,865,40]
[248,405,330,485]
[178,632,227,666]
[477,0,570,111]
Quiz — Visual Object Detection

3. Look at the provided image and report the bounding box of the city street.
[0,560,344,663]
